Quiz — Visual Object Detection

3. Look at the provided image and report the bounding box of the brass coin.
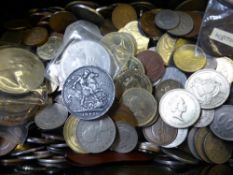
[121,88,157,127]
[112,3,137,29]
[204,132,232,164]
[115,70,152,98]
[173,44,207,72]
[142,117,178,146]
[194,128,211,163]
[157,33,176,65]
[139,9,162,39]
[119,21,149,53]
[49,11,76,32]
[175,38,191,49]
[63,116,87,154]
[23,27,48,46]
[110,103,137,127]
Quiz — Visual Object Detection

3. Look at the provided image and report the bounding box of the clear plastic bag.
[197,0,233,57]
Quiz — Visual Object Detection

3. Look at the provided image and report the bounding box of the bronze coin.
[110,103,137,127]
[23,27,48,46]
[204,132,232,164]
[112,3,137,29]
[99,19,117,35]
[142,117,178,146]
[155,79,183,100]
[49,11,76,32]
[137,50,165,83]
[139,10,162,39]
[184,11,202,38]
[194,128,211,163]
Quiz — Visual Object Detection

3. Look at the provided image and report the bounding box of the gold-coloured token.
[120,88,157,127]
[63,116,87,154]
[157,33,176,65]
[173,44,207,72]
[175,38,191,49]
[119,21,149,53]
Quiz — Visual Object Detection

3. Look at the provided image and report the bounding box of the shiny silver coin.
[26,137,54,145]
[63,20,101,44]
[161,67,187,86]
[216,57,233,83]
[185,69,230,109]
[62,66,115,120]
[35,103,68,130]
[155,10,180,30]
[76,116,116,153]
[159,89,200,128]
[138,142,160,153]
[168,11,194,36]
[162,128,188,148]
[111,121,138,153]
[60,40,115,80]
[210,105,233,141]
[38,156,66,164]
[68,4,104,25]
[36,35,62,61]
[0,47,44,94]
[194,109,214,128]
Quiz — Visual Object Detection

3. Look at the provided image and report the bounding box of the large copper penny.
[194,128,211,163]
[49,11,76,32]
[23,27,48,46]
[142,117,178,146]
[137,50,165,83]
[139,9,161,39]
[184,11,202,38]
[112,4,137,29]
[204,132,232,164]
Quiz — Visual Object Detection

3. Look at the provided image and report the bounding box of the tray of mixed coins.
[0,0,233,174]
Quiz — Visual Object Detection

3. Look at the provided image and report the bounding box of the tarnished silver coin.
[185,69,230,109]
[63,20,101,44]
[159,89,200,128]
[187,127,201,160]
[36,35,62,61]
[60,40,115,80]
[216,57,233,83]
[76,116,116,153]
[35,103,68,130]
[161,67,187,86]
[210,105,233,141]
[120,57,145,74]
[155,10,180,30]
[0,47,45,94]
[68,4,104,24]
[62,66,115,120]
[0,129,18,156]
[155,79,183,100]
[111,121,138,153]
[168,11,194,36]
[162,128,188,148]
[194,109,214,128]
[204,57,217,69]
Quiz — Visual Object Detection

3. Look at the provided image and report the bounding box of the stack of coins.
[0,1,233,171]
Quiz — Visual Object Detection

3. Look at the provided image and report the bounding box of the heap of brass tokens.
[1,1,233,172]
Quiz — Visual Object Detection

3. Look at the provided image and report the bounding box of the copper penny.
[139,9,162,39]
[23,27,48,46]
[49,11,76,32]
[112,3,137,29]
[204,132,232,164]
[194,128,211,163]
[184,11,202,38]
[142,117,178,146]
[137,50,165,83]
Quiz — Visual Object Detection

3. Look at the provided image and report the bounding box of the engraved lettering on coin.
[62,66,115,120]
[185,69,230,109]
[76,116,116,153]
[159,89,200,128]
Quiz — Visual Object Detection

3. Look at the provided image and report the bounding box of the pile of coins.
[0,1,233,171]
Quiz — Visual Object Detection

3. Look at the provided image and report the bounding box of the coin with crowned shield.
[62,66,115,120]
